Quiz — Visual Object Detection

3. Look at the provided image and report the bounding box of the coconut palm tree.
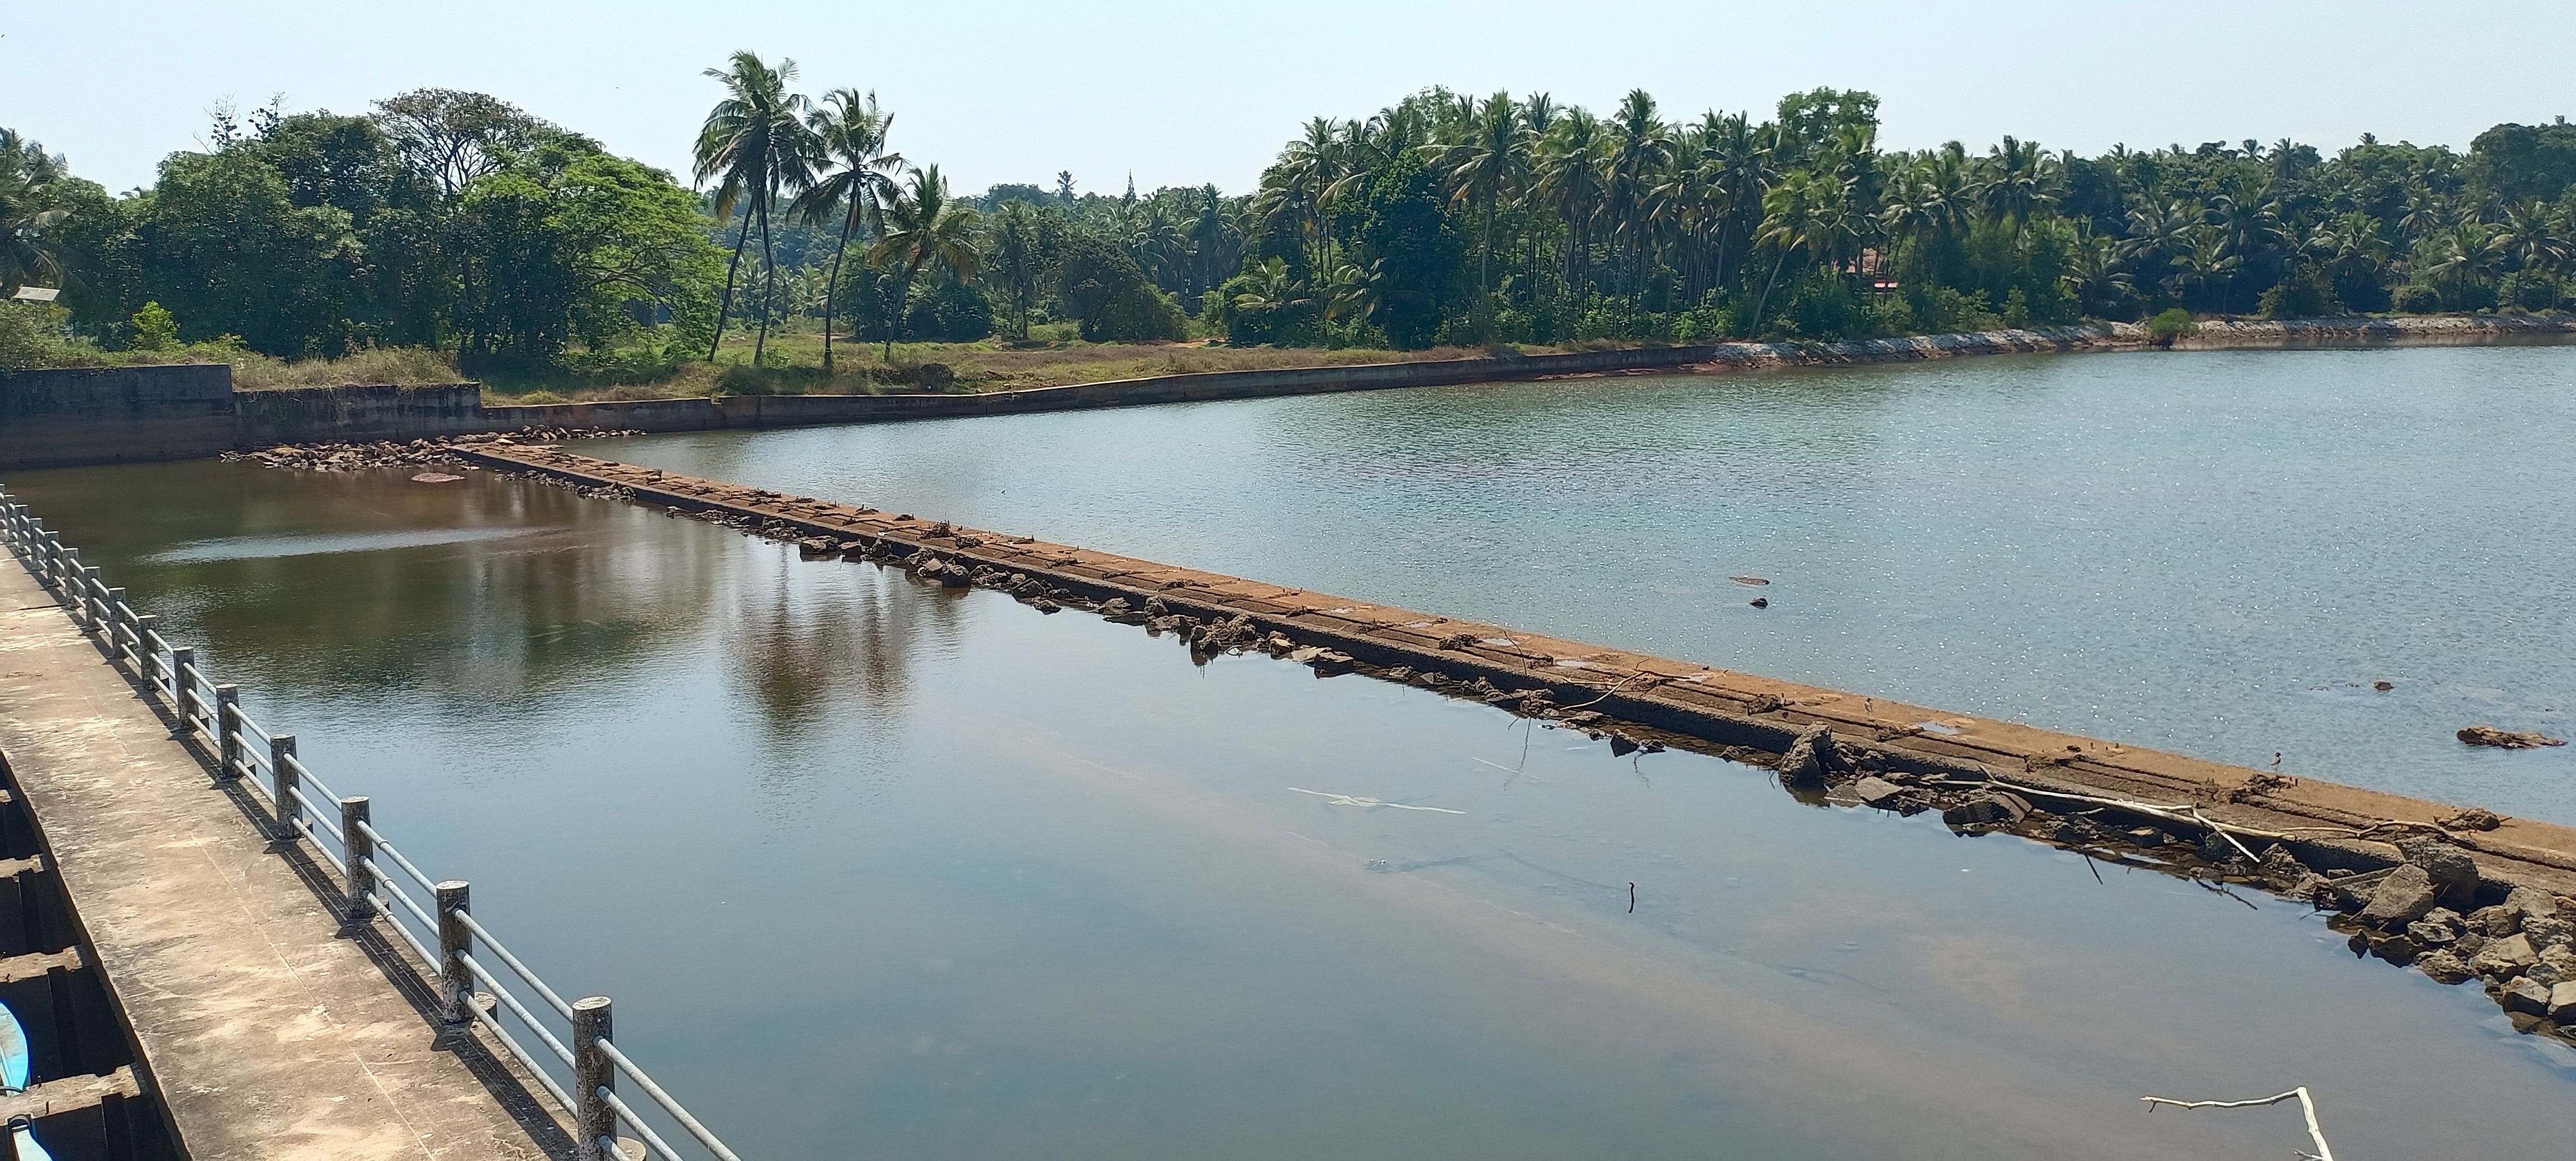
[1603,89,1674,296]
[1536,109,1607,308]
[694,50,821,364]
[0,130,68,295]
[868,164,981,359]
[1438,91,1531,300]
[984,200,1045,341]
[1749,168,1843,333]
[788,88,903,372]
[2491,200,2572,276]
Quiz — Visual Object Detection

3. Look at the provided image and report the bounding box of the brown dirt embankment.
[454,442,2576,899]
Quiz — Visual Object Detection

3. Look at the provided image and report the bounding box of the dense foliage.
[1221,89,2576,346]
[4,72,2572,374]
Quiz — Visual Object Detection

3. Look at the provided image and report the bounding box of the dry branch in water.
[2140,1087,2333,1161]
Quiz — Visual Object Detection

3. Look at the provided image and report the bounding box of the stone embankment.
[444,443,2576,1046]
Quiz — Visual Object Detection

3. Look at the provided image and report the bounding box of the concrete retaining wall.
[233,384,487,446]
[0,366,235,470]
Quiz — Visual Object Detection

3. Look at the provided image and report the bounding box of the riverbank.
[7,313,2572,471]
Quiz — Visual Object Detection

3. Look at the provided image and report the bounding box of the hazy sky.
[8,1,2572,196]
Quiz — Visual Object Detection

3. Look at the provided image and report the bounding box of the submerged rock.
[2456,725,2567,749]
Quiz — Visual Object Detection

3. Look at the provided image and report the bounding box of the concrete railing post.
[102,587,127,654]
[571,996,614,1160]
[132,614,159,686]
[434,881,472,1023]
[340,797,375,921]
[168,646,195,720]
[78,567,101,625]
[214,685,243,780]
[270,735,301,838]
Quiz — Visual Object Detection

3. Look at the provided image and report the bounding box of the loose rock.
[2357,863,2441,928]
[2471,933,2538,980]
[2417,948,2475,984]
[1849,776,1906,808]
[2501,977,2555,1017]
[2395,837,2481,902]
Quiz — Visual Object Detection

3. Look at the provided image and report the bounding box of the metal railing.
[0,485,744,1161]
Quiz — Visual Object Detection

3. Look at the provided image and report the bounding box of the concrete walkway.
[0,559,564,1158]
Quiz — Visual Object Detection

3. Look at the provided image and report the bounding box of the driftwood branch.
[2141,1087,2333,1161]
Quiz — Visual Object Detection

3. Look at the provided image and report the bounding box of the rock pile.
[223,428,642,474]
[2339,838,2576,1037]
[2456,725,2568,749]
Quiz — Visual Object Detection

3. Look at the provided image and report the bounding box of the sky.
[7,1,2573,197]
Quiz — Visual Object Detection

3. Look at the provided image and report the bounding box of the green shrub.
[2147,308,2198,343]
[0,303,82,370]
[2393,284,2443,314]
[2502,270,2563,312]
[1090,283,1187,342]
[2260,263,2339,319]
[130,301,180,351]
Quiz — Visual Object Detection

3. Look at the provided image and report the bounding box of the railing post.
[169,649,197,726]
[132,614,159,685]
[571,995,614,1160]
[214,686,243,780]
[340,797,375,922]
[434,881,472,1023]
[270,735,301,838]
[78,567,102,625]
[102,587,127,650]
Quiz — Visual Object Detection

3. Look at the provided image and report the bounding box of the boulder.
[2553,981,2576,1022]
[2416,948,2475,985]
[2522,913,2574,954]
[2406,918,2459,948]
[2357,864,2441,928]
[2466,904,2520,937]
[2504,885,2564,924]
[2501,977,2556,1017]
[1777,724,1846,790]
[2395,838,2480,900]
[2470,933,2538,980]
[1849,776,1907,808]
[2364,930,2422,966]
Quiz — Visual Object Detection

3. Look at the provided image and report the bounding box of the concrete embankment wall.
[6,314,2572,470]
[0,365,235,469]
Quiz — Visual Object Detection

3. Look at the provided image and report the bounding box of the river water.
[6,344,2573,1158]
[605,343,2576,823]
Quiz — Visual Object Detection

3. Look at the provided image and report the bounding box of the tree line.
[5,65,2573,374]
[1220,88,2576,346]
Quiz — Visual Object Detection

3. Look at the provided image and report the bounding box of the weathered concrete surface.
[473,443,2576,900]
[0,365,235,470]
[0,560,565,1159]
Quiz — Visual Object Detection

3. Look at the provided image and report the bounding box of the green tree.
[129,301,178,350]
[1353,151,1463,348]
[867,164,980,356]
[693,51,821,363]
[789,88,903,371]
[0,129,68,294]
[983,199,1048,340]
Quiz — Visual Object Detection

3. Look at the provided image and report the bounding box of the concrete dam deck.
[462,442,2576,903]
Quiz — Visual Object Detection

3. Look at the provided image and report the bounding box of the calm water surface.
[602,344,2576,822]
[7,437,2572,1159]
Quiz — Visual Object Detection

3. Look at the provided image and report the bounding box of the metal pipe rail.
[0,484,746,1161]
